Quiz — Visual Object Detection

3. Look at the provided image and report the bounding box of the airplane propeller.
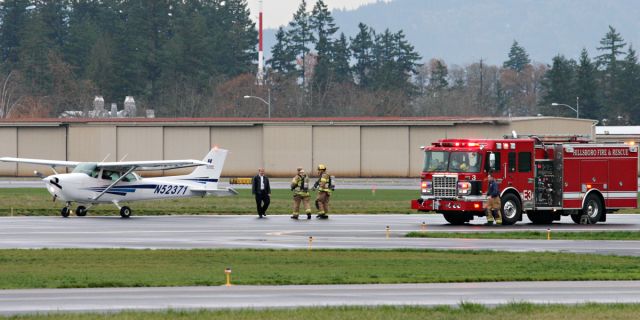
[49,177,63,190]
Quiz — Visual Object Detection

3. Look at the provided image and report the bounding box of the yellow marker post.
[386,226,390,239]
[224,267,232,287]
[547,228,551,240]
[308,236,313,251]
[371,184,376,196]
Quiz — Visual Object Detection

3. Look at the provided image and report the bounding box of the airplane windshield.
[423,151,481,173]
[72,163,98,176]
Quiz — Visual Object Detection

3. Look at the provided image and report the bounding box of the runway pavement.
[2,214,640,255]
[4,214,640,315]
[2,281,640,315]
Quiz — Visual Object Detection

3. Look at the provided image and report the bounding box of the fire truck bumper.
[412,198,485,212]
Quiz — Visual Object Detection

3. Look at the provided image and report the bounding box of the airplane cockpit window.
[101,170,121,181]
[122,172,138,182]
[100,169,138,182]
[73,163,98,177]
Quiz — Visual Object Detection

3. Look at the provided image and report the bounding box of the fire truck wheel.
[582,194,604,224]
[570,214,582,224]
[442,212,470,225]
[500,193,522,225]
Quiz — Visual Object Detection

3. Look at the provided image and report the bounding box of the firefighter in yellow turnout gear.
[313,164,332,219]
[290,167,312,220]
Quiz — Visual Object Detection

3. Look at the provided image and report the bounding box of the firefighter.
[485,173,502,225]
[313,164,332,219]
[290,167,312,220]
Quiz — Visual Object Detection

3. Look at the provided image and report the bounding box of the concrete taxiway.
[2,281,640,315]
[2,214,640,255]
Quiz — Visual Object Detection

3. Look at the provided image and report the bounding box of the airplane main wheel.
[76,206,87,217]
[61,207,70,218]
[120,206,132,218]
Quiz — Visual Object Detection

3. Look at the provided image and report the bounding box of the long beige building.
[0,117,596,177]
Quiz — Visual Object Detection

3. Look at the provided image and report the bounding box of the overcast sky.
[246,0,389,29]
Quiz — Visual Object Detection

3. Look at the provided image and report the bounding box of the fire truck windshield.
[423,151,481,173]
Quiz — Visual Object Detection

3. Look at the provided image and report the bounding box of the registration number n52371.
[154,185,188,195]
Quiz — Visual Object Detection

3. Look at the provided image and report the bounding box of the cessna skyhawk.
[0,147,236,218]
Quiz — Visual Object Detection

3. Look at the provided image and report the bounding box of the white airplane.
[0,148,237,218]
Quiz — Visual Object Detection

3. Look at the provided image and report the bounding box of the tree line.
[0,0,637,123]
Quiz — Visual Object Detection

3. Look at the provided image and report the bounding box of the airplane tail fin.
[184,148,228,190]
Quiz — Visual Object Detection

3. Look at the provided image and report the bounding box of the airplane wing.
[97,159,210,171]
[0,157,80,168]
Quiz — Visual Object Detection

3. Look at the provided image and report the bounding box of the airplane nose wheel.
[60,207,70,218]
[119,206,132,218]
[76,206,87,217]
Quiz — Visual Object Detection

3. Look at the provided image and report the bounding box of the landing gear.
[119,206,132,218]
[76,206,87,217]
[60,207,70,218]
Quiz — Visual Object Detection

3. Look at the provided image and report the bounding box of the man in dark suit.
[252,168,271,218]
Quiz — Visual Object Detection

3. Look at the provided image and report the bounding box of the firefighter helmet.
[317,164,326,171]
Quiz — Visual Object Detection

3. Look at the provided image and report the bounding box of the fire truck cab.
[411,135,638,225]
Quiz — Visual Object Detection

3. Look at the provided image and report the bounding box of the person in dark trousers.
[252,168,271,218]
[484,173,502,225]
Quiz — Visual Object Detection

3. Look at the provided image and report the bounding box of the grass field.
[407,231,640,240]
[3,303,640,320]
[0,188,416,216]
[2,249,640,289]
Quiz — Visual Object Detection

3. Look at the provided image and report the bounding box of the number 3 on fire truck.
[522,190,533,201]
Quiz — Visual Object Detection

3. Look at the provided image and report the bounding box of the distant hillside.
[264,0,640,65]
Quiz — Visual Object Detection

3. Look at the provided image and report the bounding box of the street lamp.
[551,97,579,118]
[243,88,271,118]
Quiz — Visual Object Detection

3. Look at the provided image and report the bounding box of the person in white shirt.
[251,168,271,218]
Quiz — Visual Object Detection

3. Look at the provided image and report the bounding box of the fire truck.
[411,135,638,225]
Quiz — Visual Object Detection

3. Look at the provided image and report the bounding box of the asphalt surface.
[4,214,640,315]
[2,281,640,315]
[2,214,640,255]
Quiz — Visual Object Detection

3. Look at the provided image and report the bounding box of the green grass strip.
[4,303,640,320]
[2,249,640,289]
[407,231,640,240]
[0,188,416,216]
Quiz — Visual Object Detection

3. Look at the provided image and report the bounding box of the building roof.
[596,126,640,135]
[0,116,594,127]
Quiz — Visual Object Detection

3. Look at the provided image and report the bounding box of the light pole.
[243,88,271,118]
[551,97,579,118]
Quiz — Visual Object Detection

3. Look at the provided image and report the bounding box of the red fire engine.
[411,135,638,225]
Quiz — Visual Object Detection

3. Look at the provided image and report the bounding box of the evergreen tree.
[18,7,55,95]
[332,33,351,83]
[394,30,421,92]
[268,27,296,75]
[310,0,338,92]
[575,48,600,120]
[287,0,315,86]
[0,0,30,65]
[541,55,576,117]
[503,40,531,72]
[350,23,374,87]
[596,26,626,118]
[207,0,257,76]
[619,46,640,123]
[38,0,69,49]
[596,25,626,70]
[429,59,449,91]
[370,29,398,91]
